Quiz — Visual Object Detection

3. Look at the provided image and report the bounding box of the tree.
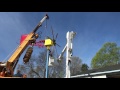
[17,49,47,78]
[81,63,89,72]
[49,56,82,77]
[17,49,83,78]
[91,42,120,69]
[17,49,65,78]
[70,56,82,76]
[48,58,64,78]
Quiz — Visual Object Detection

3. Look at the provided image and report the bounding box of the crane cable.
[45,13,48,39]
[2,45,19,62]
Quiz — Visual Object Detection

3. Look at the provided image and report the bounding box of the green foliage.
[81,63,89,72]
[91,42,120,69]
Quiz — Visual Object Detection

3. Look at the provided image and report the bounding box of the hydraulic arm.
[0,14,49,77]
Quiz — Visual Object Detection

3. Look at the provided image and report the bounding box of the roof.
[71,63,120,78]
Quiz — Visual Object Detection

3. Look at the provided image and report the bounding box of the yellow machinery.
[44,39,53,50]
[44,38,53,78]
[0,14,49,77]
[44,34,59,78]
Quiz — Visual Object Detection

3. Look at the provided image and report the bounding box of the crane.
[0,14,49,77]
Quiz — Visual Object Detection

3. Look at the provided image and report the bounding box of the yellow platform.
[44,39,53,46]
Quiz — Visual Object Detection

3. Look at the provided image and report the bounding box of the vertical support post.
[45,49,49,78]
[65,31,76,78]
[65,31,71,78]
[68,60,71,78]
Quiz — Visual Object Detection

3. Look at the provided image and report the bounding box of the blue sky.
[0,12,120,69]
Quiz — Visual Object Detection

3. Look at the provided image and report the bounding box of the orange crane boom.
[0,14,49,77]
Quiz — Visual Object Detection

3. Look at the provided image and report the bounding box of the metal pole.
[65,31,70,78]
[65,31,76,78]
[45,50,49,78]
[68,61,71,78]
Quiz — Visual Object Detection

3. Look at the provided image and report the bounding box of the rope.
[44,16,48,38]
[2,45,19,62]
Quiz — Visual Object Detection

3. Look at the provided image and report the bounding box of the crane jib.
[32,14,49,33]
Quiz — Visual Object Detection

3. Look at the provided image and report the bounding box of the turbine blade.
[56,43,61,47]
[55,33,58,40]
[51,26,54,40]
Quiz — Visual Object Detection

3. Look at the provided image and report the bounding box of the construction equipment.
[44,27,60,78]
[44,35,54,78]
[0,14,49,77]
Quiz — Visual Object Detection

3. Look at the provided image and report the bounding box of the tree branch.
[29,63,41,78]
